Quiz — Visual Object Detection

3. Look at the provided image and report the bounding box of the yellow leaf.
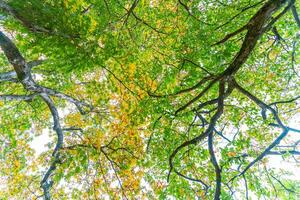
[89,18,98,33]
[129,63,136,76]
[227,152,236,157]
[14,160,20,168]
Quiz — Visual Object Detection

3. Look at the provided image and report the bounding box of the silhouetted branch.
[0,29,91,199]
[291,5,300,28]
[270,173,296,193]
[215,0,265,30]
[39,93,63,200]
[148,76,214,98]
[208,81,225,199]
[229,79,289,183]
[0,93,37,101]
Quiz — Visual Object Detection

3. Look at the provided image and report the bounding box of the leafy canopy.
[0,0,300,199]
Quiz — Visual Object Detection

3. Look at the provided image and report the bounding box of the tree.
[0,0,299,199]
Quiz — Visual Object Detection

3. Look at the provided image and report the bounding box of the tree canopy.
[0,0,300,199]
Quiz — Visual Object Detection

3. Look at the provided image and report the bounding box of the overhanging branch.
[0,29,91,199]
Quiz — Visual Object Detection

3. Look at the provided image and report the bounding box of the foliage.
[0,0,300,199]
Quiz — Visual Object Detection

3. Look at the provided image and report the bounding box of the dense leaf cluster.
[0,0,300,199]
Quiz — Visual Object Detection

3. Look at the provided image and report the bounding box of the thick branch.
[208,81,225,200]
[34,86,93,114]
[39,93,63,200]
[270,123,300,133]
[263,0,295,32]
[168,81,225,187]
[0,31,92,114]
[0,71,17,82]
[0,94,37,101]
[0,31,29,80]
[230,80,289,182]
[222,0,290,76]
[0,30,91,199]
[0,60,44,82]
[291,5,300,28]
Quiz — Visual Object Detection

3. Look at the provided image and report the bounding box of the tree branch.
[0,93,37,101]
[270,173,296,193]
[215,0,265,30]
[181,58,214,75]
[222,0,290,76]
[178,0,211,25]
[269,94,300,106]
[0,0,80,38]
[291,5,300,28]
[123,0,139,25]
[0,29,91,199]
[0,70,18,82]
[267,150,300,155]
[229,79,289,183]
[168,80,225,188]
[262,0,295,32]
[0,59,44,82]
[269,123,300,133]
[208,81,225,199]
[39,93,63,200]
[34,85,93,114]
[148,76,214,98]
[175,77,220,114]
[213,24,248,46]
